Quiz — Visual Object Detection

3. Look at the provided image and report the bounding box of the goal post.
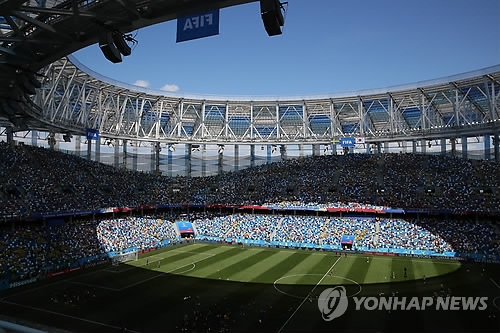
[112,251,139,266]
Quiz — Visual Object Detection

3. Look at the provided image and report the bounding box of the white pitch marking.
[277,256,342,333]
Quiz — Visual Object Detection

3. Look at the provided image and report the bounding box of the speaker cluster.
[99,32,132,63]
[260,0,286,36]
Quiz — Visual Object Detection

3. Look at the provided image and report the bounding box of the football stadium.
[0,1,500,333]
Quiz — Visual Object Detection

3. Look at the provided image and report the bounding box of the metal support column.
[440,138,447,155]
[113,140,120,167]
[123,139,128,170]
[484,135,491,160]
[450,138,457,157]
[218,147,223,174]
[494,132,499,162]
[155,142,161,174]
[250,145,255,168]
[461,136,468,159]
[95,136,100,162]
[202,144,207,176]
[420,139,426,154]
[132,141,137,171]
[86,137,92,160]
[75,135,81,156]
[186,144,192,177]
[5,127,13,147]
[31,130,37,146]
[312,144,320,156]
[167,143,173,177]
[234,144,239,172]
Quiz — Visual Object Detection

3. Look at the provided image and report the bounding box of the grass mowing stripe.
[228,250,294,282]
[190,247,263,278]
[275,252,325,285]
[150,249,207,266]
[142,243,216,259]
[206,249,276,280]
[295,254,338,286]
[135,250,197,266]
[363,255,392,284]
[131,245,216,269]
[158,252,216,273]
[413,258,436,282]
[239,252,318,326]
[344,255,370,283]
[182,246,247,277]
[76,247,218,289]
[250,251,311,284]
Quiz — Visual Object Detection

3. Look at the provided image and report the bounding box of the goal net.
[112,251,139,266]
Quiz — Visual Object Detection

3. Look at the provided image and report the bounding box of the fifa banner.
[176,9,219,43]
[340,137,355,147]
[176,221,194,234]
[85,128,99,141]
[340,137,365,147]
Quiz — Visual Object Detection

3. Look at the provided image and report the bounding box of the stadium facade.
[1,57,499,177]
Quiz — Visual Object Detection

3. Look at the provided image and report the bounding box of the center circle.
[273,274,362,299]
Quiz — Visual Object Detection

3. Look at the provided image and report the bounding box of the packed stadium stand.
[0,0,499,332]
[1,142,500,284]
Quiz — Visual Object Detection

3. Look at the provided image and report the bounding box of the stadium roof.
[0,0,499,144]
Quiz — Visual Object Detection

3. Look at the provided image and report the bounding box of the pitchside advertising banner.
[176,9,220,43]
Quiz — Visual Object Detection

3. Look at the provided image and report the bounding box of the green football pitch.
[1,242,499,332]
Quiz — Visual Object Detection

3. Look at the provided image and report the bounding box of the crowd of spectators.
[193,214,499,257]
[0,219,103,282]
[96,216,178,252]
[1,142,500,282]
[376,219,453,252]
[321,217,378,248]
[1,212,499,282]
[2,142,500,217]
[273,216,324,245]
[194,215,234,239]
[0,216,178,282]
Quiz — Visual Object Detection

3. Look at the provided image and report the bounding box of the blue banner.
[176,221,194,234]
[340,137,355,147]
[176,9,219,43]
[341,235,354,244]
[86,128,99,141]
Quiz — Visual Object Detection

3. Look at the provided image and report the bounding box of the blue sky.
[73,0,500,97]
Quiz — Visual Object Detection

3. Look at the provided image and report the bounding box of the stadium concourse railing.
[1,202,499,293]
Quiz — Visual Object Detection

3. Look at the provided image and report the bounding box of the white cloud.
[160,84,180,92]
[134,80,149,88]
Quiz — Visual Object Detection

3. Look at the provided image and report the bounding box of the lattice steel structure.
[1,0,500,177]
[31,56,500,146]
